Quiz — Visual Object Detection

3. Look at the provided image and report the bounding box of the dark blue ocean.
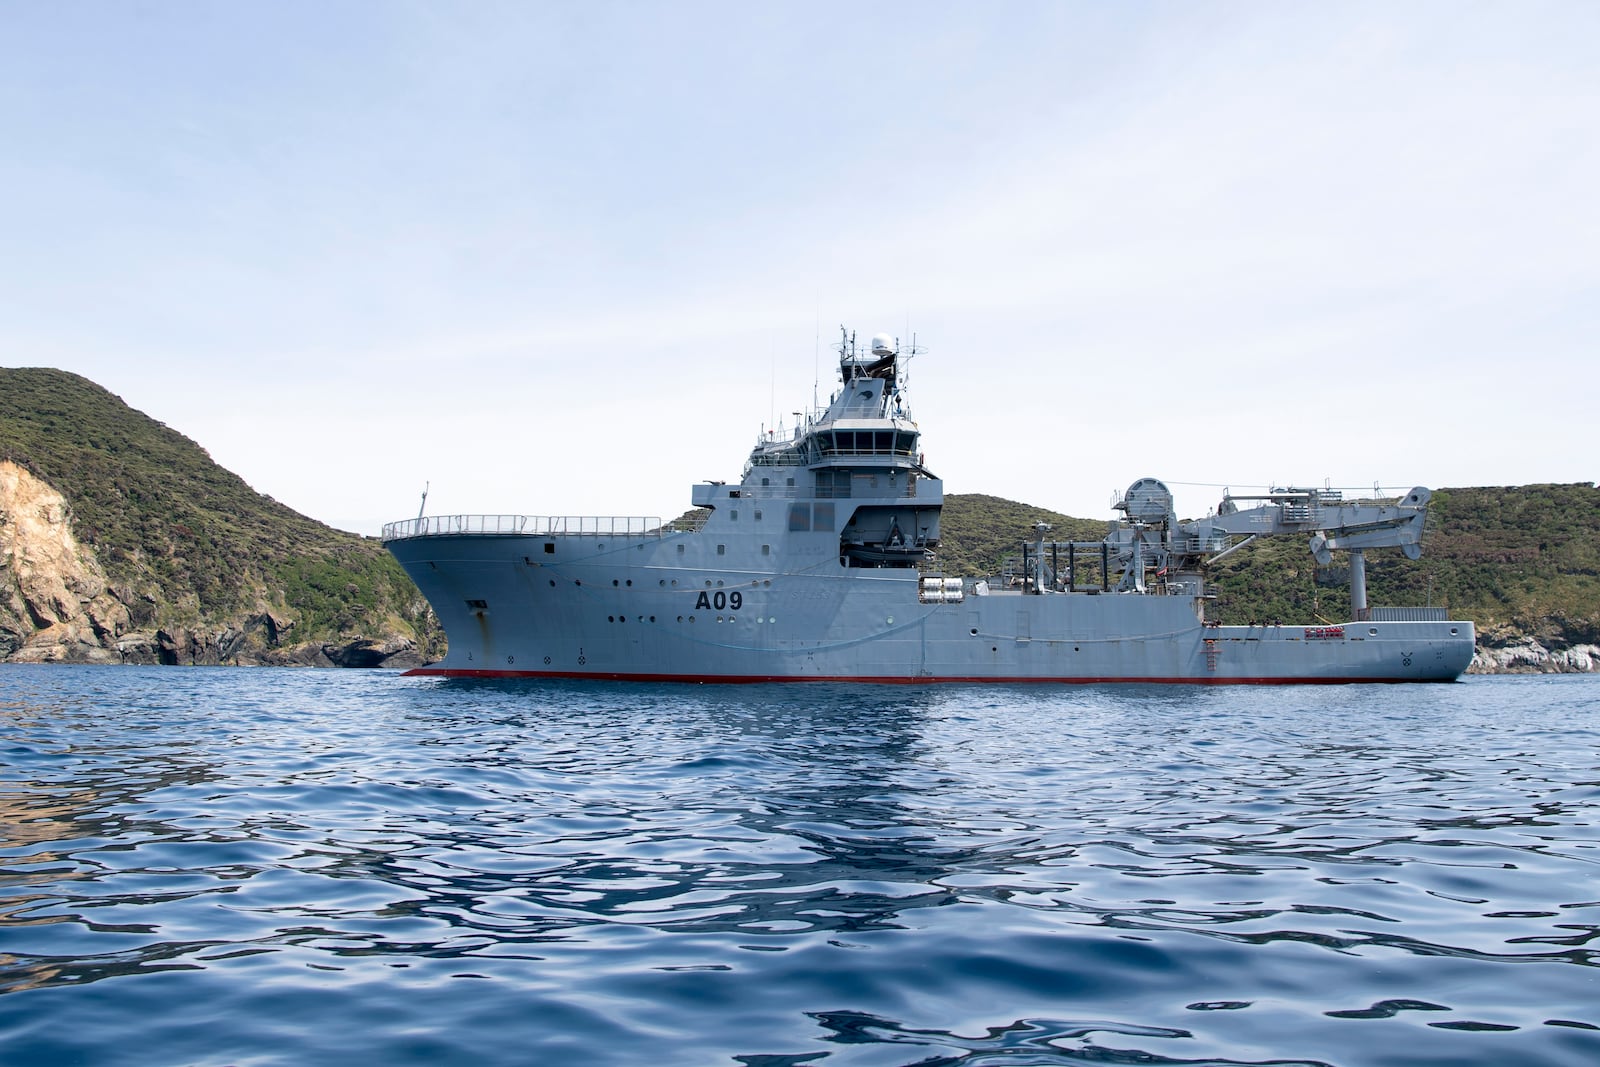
[2,668,1598,1066]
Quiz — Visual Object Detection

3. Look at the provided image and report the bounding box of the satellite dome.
[1122,477,1174,524]
[870,333,895,357]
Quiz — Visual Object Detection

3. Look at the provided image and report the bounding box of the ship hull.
[389,533,1475,684]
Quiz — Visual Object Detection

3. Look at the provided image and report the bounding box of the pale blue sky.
[3,2,1596,533]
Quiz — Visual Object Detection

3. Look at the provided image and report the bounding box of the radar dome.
[1122,477,1174,524]
[871,334,895,357]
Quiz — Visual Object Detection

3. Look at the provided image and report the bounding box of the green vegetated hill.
[940,486,1600,647]
[1398,484,1599,644]
[936,494,1108,578]
[0,368,442,665]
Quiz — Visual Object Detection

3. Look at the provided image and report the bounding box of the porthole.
[1450,627,1459,635]
[970,628,978,635]
[1369,628,1378,636]
[613,579,619,587]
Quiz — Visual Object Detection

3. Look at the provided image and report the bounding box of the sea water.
[1,667,1598,1066]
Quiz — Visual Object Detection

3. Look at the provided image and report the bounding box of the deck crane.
[1019,480,1432,622]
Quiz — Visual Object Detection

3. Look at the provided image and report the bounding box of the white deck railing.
[382,514,708,541]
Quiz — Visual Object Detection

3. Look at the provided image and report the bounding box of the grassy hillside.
[937,494,1107,576]
[1392,484,1599,643]
[0,368,441,660]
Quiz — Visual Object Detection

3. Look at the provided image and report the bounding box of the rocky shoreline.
[11,614,1599,677]
[103,628,424,669]
[1468,638,1600,675]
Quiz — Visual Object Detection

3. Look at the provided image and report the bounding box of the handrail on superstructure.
[382,514,710,541]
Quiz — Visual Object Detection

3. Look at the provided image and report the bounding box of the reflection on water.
[1,667,1598,1065]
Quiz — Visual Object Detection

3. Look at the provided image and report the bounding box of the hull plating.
[389,534,1475,684]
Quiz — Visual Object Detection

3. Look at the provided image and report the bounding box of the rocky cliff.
[0,458,430,667]
[0,369,441,667]
[1,461,130,661]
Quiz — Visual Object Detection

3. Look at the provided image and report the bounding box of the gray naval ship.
[384,329,1474,683]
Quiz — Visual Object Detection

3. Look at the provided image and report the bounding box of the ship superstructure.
[384,329,1474,682]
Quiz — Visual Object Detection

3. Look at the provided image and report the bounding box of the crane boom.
[1189,486,1431,563]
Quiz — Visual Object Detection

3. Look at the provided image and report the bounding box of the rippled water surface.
[3,668,1599,1066]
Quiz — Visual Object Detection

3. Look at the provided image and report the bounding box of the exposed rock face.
[1,462,130,662]
[1469,638,1600,674]
[320,636,422,669]
[1,461,422,668]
